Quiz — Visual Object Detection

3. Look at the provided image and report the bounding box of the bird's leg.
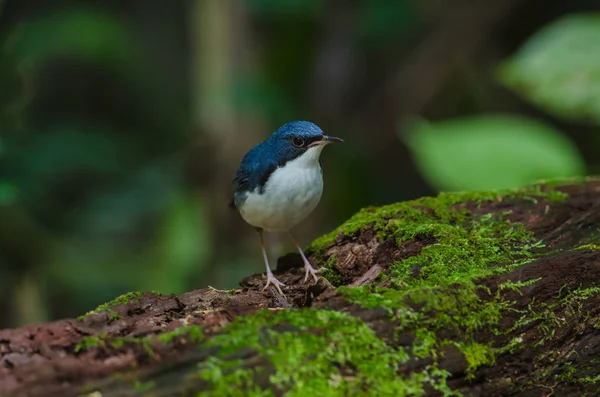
[257,228,285,295]
[288,231,319,283]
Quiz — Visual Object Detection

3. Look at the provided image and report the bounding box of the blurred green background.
[1,0,599,328]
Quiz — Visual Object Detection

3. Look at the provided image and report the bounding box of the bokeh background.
[1,0,599,328]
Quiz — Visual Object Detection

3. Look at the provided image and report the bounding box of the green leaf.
[402,115,585,191]
[497,13,600,125]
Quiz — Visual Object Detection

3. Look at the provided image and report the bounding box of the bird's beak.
[321,135,343,144]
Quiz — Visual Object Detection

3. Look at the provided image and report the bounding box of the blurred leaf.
[497,13,600,125]
[8,6,135,69]
[403,115,585,191]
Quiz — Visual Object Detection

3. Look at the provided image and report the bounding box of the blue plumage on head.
[269,121,323,142]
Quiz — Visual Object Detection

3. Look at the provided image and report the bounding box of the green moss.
[97,291,144,309]
[74,324,204,359]
[133,381,156,392]
[196,309,458,397]
[109,336,155,356]
[291,183,573,394]
[309,184,566,253]
[157,325,204,345]
[498,277,542,295]
[318,255,342,286]
[187,183,573,395]
[105,309,123,322]
[340,283,506,379]
[510,285,600,341]
[454,341,495,379]
[75,335,107,352]
[538,352,600,388]
[197,357,267,397]
[77,291,163,321]
[506,285,600,392]
[578,374,600,384]
[133,380,156,392]
[573,244,600,251]
[313,190,549,380]
[534,175,600,187]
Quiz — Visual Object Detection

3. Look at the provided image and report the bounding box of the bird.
[230,120,343,295]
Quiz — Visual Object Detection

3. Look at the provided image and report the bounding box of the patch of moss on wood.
[309,183,566,253]
[75,334,107,352]
[297,185,572,386]
[507,285,600,392]
[77,291,163,321]
[74,325,204,356]
[196,309,455,397]
[574,244,600,251]
[156,325,204,345]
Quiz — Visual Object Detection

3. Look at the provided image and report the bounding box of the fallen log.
[2,178,600,396]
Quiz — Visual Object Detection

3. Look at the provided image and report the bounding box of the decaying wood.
[1,180,600,397]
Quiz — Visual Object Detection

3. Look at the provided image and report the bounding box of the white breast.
[238,146,325,231]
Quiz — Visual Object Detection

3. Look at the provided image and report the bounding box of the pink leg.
[258,229,285,295]
[288,232,319,283]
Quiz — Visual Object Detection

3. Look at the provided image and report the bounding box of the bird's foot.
[263,271,286,295]
[303,262,321,283]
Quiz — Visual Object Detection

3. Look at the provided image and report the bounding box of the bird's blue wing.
[229,145,278,209]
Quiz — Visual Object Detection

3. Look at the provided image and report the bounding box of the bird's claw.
[263,272,286,295]
[303,263,320,283]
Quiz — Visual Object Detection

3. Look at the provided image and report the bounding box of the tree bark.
[1,179,600,396]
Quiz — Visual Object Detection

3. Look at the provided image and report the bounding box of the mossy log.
[2,178,600,397]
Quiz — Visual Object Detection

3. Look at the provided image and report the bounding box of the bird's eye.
[292,137,304,147]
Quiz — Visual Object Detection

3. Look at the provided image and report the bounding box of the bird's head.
[268,120,343,164]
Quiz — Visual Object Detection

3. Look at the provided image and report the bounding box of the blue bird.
[230,121,343,295]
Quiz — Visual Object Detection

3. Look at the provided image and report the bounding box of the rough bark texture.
[1,179,600,397]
